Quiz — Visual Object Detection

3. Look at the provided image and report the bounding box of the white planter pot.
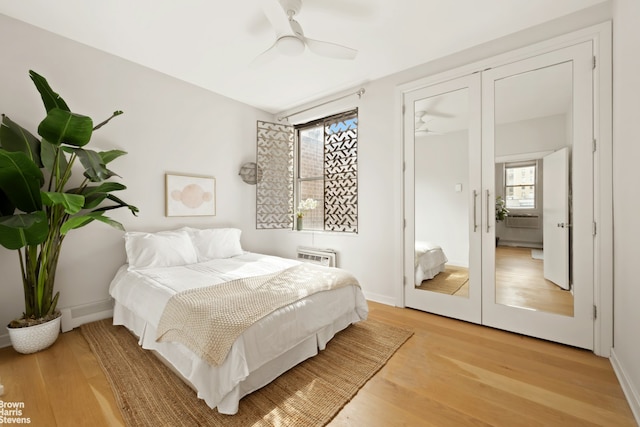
[7,316,61,354]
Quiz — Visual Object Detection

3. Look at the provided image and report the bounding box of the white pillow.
[124,230,198,270]
[186,227,243,261]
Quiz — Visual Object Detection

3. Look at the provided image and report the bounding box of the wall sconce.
[238,162,263,185]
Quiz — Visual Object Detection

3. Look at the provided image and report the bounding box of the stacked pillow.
[124,227,243,270]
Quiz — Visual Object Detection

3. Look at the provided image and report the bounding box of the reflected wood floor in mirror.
[416,247,573,316]
[416,265,469,297]
[496,246,574,317]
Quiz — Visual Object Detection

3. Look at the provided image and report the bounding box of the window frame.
[503,160,538,212]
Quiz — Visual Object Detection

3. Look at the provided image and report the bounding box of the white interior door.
[403,74,482,324]
[543,147,570,289]
[482,41,594,349]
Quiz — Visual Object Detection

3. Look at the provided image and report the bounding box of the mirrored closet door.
[404,40,595,349]
[403,74,482,324]
[481,41,594,349]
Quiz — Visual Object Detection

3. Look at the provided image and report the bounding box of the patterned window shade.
[324,111,358,233]
[256,121,294,229]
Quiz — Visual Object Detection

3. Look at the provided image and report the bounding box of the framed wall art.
[165,173,216,217]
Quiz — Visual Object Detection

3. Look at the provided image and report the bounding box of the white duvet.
[414,241,448,285]
[109,252,368,414]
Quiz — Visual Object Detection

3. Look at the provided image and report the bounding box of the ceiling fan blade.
[261,0,293,36]
[305,38,357,60]
[249,41,280,67]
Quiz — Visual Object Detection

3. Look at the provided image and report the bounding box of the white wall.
[612,0,640,421]
[0,15,273,339]
[496,114,567,158]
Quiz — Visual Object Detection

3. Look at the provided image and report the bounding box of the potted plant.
[295,198,318,231]
[495,196,509,222]
[495,196,509,247]
[0,70,138,353]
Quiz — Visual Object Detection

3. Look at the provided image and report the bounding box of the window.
[504,162,536,209]
[296,124,325,229]
[255,109,358,233]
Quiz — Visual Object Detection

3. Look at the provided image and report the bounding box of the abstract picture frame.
[165,173,216,217]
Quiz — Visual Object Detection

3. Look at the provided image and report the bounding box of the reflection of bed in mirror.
[414,241,448,286]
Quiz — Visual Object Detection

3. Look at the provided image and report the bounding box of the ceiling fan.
[251,0,358,66]
[414,111,442,135]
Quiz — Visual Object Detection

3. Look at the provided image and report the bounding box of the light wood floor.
[0,302,635,426]
[496,246,574,316]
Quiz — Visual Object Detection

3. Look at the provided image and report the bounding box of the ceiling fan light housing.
[276,35,305,56]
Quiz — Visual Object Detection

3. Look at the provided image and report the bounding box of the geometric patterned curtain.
[256,120,294,229]
[324,110,358,233]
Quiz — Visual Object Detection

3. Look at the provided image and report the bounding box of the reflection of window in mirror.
[504,161,537,210]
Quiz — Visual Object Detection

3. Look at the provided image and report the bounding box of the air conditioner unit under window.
[505,214,540,229]
[296,246,337,267]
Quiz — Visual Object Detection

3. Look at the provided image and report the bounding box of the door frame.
[395,22,612,356]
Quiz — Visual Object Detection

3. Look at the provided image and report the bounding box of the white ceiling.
[0,0,606,114]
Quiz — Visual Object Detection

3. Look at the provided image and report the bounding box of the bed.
[108,227,368,415]
[414,241,448,286]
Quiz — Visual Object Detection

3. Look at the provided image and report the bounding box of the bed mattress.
[109,252,368,414]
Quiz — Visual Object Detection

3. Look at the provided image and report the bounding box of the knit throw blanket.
[156,263,359,366]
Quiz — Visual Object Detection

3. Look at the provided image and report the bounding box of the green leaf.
[29,70,70,113]
[0,150,43,213]
[90,214,125,230]
[66,147,115,182]
[59,215,93,234]
[0,189,15,216]
[0,211,48,249]
[40,138,69,177]
[42,192,84,215]
[38,108,93,147]
[80,182,127,195]
[76,183,126,209]
[99,149,127,165]
[60,211,124,234]
[82,193,108,210]
[0,115,43,167]
[93,194,139,216]
[93,111,123,131]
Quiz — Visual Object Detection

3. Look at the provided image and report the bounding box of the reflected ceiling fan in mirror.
[415,111,443,135]
[251,0,358,66]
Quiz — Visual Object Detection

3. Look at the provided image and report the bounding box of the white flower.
[296,198,318,218]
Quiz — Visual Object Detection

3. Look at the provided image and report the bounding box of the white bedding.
[109,252,368,414]
[414,241,448,286]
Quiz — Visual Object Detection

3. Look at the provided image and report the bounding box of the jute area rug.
[417,265,469,296]
[80,318,412,427]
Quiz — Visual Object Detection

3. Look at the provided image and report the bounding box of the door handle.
[486,190,491,233]
[473,190,478,232]
[557,223,572,228]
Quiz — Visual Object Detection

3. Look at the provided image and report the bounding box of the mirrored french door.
[404,41,594,349]
[403,74,482,324]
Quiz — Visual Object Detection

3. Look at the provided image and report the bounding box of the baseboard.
[0,299,113,348]
[610,348,640,424]
[497,240,543,249]
[363,291,397,306]
[60,298,114,333]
